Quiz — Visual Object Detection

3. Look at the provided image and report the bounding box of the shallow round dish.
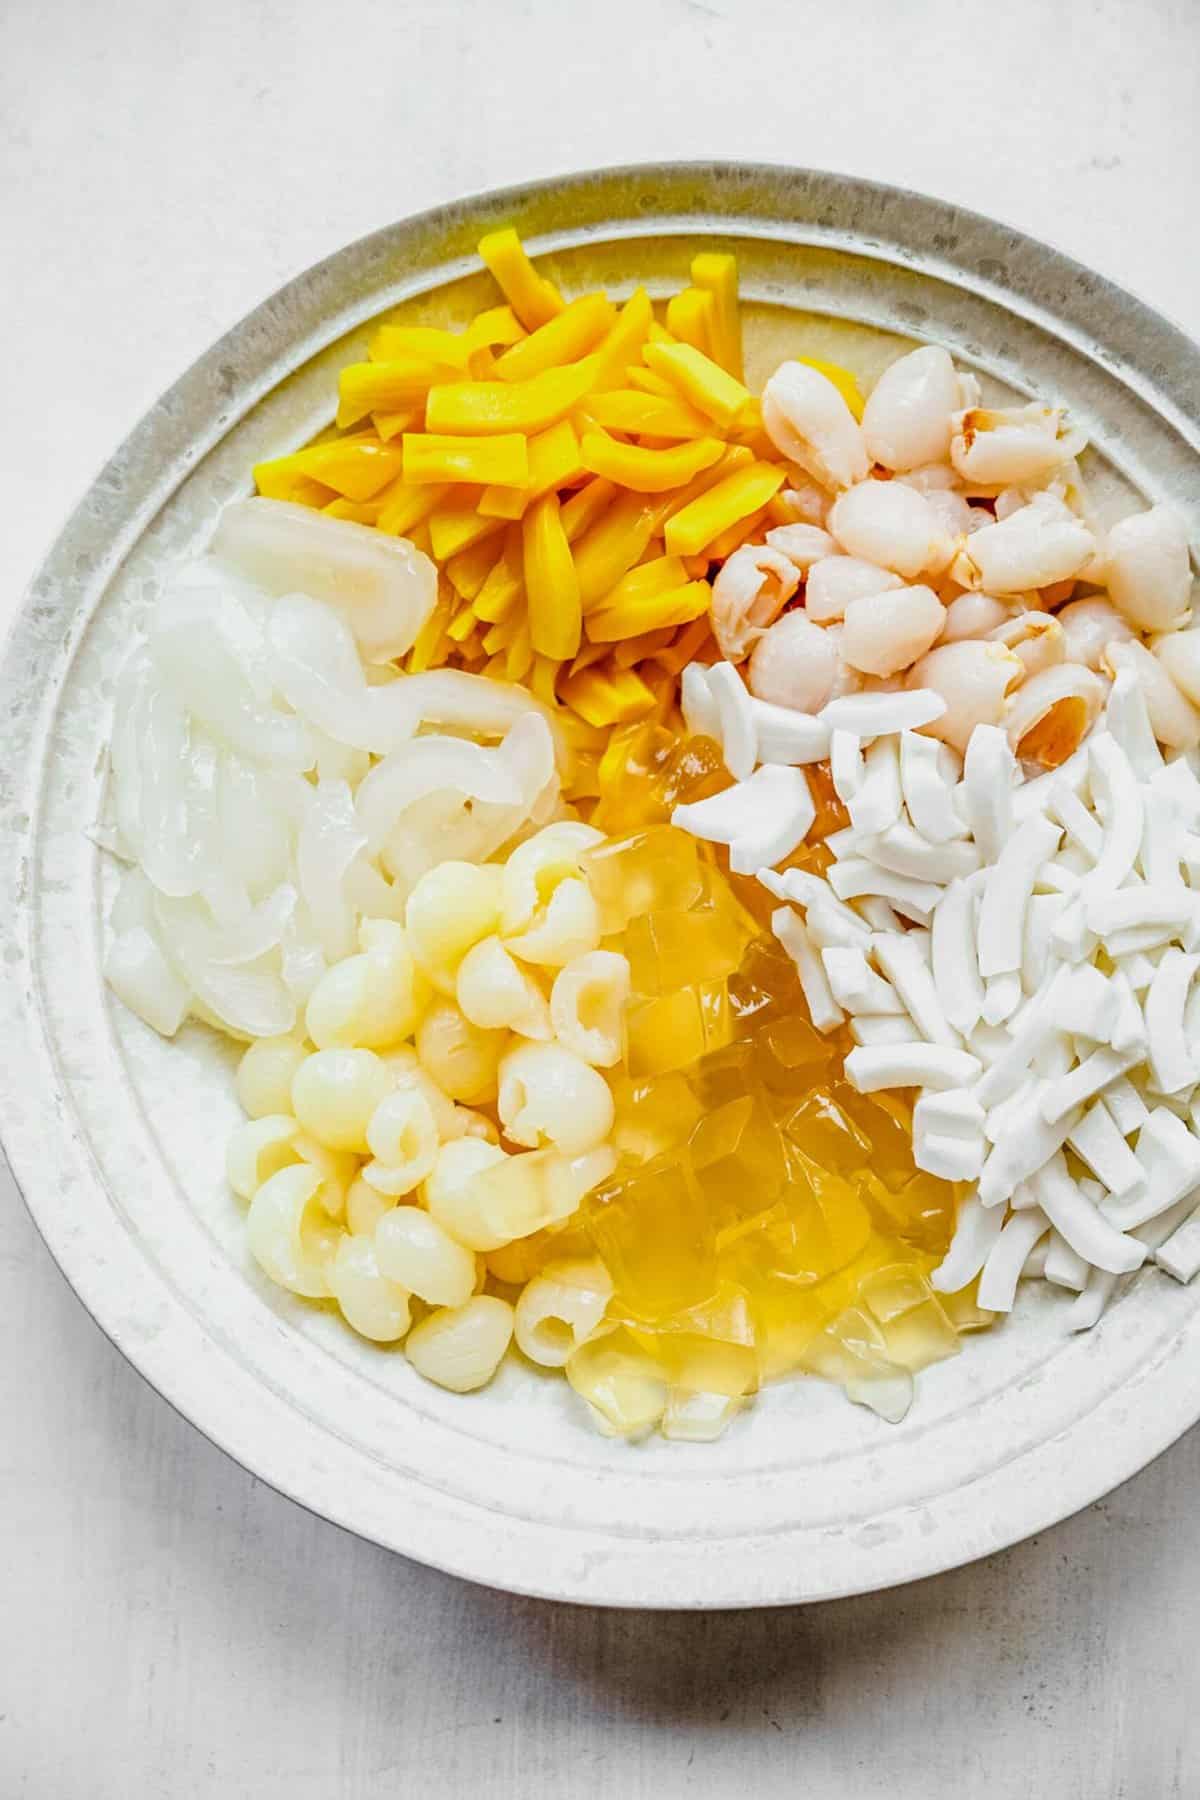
[4,163,1200,1609]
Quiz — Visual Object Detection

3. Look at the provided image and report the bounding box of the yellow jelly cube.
[581,825,704,936]
[564,1326,669,1437]
[624,904,746,997]
[623,1283,760,1397]
[584,1151,717,1318]
[610,1070,703,1164]
[857,1264,961,1373]
[688,1092,788,1232]
[780,1088,872,1177]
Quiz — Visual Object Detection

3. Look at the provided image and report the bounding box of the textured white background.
[2,1,1199,1794]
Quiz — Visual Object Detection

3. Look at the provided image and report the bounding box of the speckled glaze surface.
[2,163,1199,1609]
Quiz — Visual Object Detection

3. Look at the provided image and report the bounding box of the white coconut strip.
[977,814,1063,978]
[977,1209,1051,1311]
[1151,756,1200,825]
[760,868,871,939]
[844,1043,981,1094]
[830,729,865,802]
[680,663,721,741]
[1055,963,1120,1043]
[914,1087,986,1138]
[982,972,1022,1026]
[847,736,903,835]
[1086,888,1193,938]
[1106,663,1163,781]
[1155,1210,1200,1283]
[857,895,904,932]
[1022,893,1067,995]
[1044,1231,1090,1292]
[821,688,947,735]
[770,905,844,1032]
[931,875,985,1036]
[983,1074,1042,1147]
[1012,739,1091,823]
[1103,1108,1200,1230]
[872,931,961,1048]
[1047,784,1103,860]
[1104,922,1181,959]
[1068,1267,1119,1331]
[1038,1047,1138,1124]
[961,723,1017,861]
[915,1130,985,1181]
[1031,1152,1146,1274]
[978,1104,1083,1208]
[1048,897,1097,964]
[1144,947,1200,1094]
[726,768,816,875]
[1104,1075,1150,1136]
[931,1191,1007,1293]
[1140,783,1185,892]
[850,1013,923,1047]
[1066,1101,1143,1195]
[974,965,1071,1107]
[899,731,966,843]
[1115,950,1158,994]
[806,896,875,952]
[749,697,830,765]
[821,947,906,1015]
[1081,733,1143,897]
[827,858,941,923]
[861,822,980,884]
[1133,1191,1200,1250]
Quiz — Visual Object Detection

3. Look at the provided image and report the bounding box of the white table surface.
[3,1,1199,1793]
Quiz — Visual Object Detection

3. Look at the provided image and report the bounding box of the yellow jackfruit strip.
[337,358,459,429]
[561,477,617,544]
[402,432,529,487]
[522,493,582,661]
[664,461,785,557]
[797,355,866,420]
[584,389,713,440]
[505,619,534,682]
[369,324,472,369]
[572,490,664,609]
[254,434,405,503]
[626,366,679,400]
[372,406,421,442]
[652,613,714,676]
[690,253,743,380]
[375,477,451,538]
[322,497,383,525]
[558,665,657,728]
[426,359,598,436]
[642,342,754,430]
[493,292,615,383]
[446,532,508,601]
[579,430,725,494]
[254,467,332,507]
[428,497,506,561]
[477,228,564,330]
[407,591,455,672]
[610,626,678,668]
[472,530,525,622]
[595,554,690,612]
[477,419,583,520]
[530,654,562,709]
[586,579,712,644]
[465,305,526,357]
[665,287,715,357]
[592,287,653,390]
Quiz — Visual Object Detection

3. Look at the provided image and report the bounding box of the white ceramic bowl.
[3,164,1199,1607]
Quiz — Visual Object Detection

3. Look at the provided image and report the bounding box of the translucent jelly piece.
[581,825,703,936]
[780,1087,873,1177]
[858,1262,961,1372]
[689,1092,788,1230]
[662,1388,746,1442]
[584,1150,717,1318]
[688,1038,762,1110]
[865,1167,957,1256]
[625,981,729,1077]
[658,733,730,819]
[610,1069,703,1163]
[625,904,746,996]
[938,1281,996,1334]
[485,1218,592,1285]
[764,1150,873,1281]
[622,1283,760,1397]
[592,721,681,832]
[751,1014,837,1101]
[470,1144,616,1244]
[836,1084,916,1187]
[565,1325,669,1437]
[801,1303,914,1420]
[728,932,804,1036]
[731,1259,836,1380]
